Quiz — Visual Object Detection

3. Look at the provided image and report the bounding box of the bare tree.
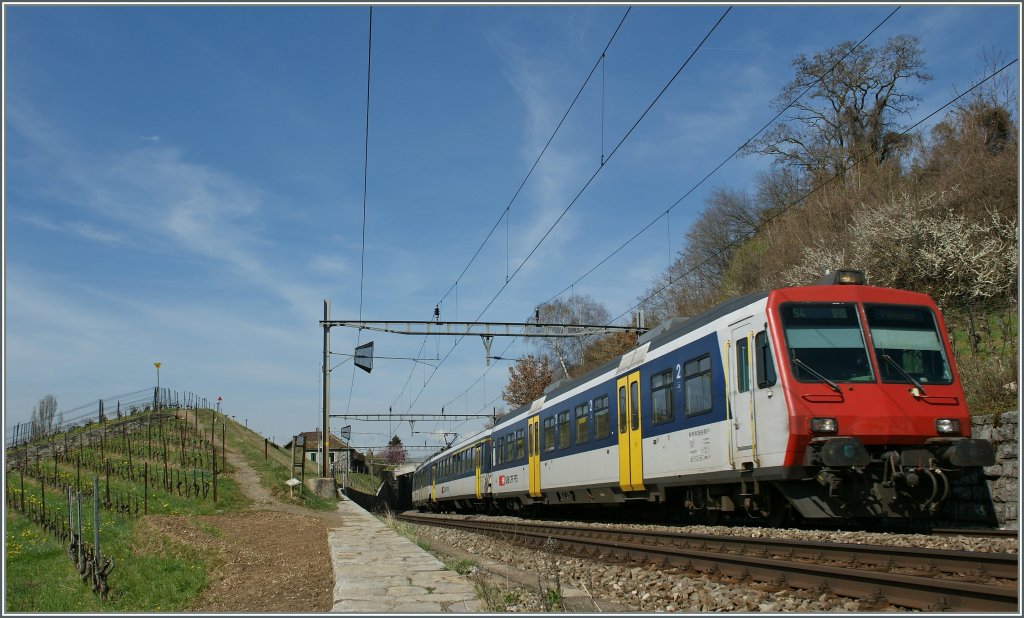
[748,35,931,180]
[31,394,58,439]
[536,294,611,379]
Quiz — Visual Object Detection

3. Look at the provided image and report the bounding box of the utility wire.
[346,7,375,417]
[540,7,901,307]
[428,6,906,423]
[611,57,1020,325]
[389,7,632,411]
[401,8,732,419]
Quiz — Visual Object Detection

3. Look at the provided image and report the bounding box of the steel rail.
[400,513,1018,612]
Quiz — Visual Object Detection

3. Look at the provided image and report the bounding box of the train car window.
[543,417,556,452]
[736,337,750,393]
[651,369,674,425]
[505,432,514,462]
[593,395,611,439]
[865,305,952,385]
[557,411,571,449]
[630,381,640,431]
[618,386,628,434]
[516,429,525,460]
[781,303,873,383]
[495,437,504,465]
[575,403,589,445]
[684,355,713,416]
[755,330,776,387]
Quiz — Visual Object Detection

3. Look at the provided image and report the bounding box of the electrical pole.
[321,300,331,479]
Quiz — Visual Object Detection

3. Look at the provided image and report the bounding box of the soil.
[136,448,343,612]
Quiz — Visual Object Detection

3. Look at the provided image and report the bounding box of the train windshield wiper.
[792,357,841,393]
[881,354,926,396]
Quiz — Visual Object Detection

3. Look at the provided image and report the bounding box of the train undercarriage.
[420,437,995,527]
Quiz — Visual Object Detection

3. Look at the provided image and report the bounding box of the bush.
[956,353,1018,415]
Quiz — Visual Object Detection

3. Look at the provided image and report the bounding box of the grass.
[228,420,339,511]
[5,406,337,612]
[443,557,475,576]
[4,510,210,612]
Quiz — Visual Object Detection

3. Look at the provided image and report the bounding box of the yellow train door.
[431,463,437,502]
[528,415,541,497]
[617,371,645,492]
[474,445,482,499]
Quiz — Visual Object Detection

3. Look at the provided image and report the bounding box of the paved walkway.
[327,497,481,613]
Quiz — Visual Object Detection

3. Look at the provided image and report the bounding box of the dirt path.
[136,446,342,612]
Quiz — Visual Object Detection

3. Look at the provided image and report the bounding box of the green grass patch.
[4,511,210,612]
[443,557,475,576]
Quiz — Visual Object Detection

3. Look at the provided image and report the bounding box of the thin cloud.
[8,103,324,318]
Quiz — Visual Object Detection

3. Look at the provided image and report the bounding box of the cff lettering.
[498,474,519,486]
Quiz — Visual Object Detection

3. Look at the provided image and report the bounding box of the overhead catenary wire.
[400,8,733,427]
[540,6,901,308]
[423,6,928,431]
[611,57,1020,326]
[346,6,375,418]
[447,55,1020,430]
[388,7,632,412]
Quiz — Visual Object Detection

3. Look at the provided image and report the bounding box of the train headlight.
[935,419,961,435]
[810,417,838,433]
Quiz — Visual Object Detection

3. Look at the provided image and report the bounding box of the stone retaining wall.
[942,411,1019,529]
[974,411,1018,529]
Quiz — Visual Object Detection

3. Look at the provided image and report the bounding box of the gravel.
[411,514,1017,612]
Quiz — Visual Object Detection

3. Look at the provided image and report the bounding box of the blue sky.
[4,3,1020,454]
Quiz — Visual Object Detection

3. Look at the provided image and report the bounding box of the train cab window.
[557,411,571,449]
[684,355,713,416]
[651,369,674,425]
[755,330,776,388]
[865,305,952,385]
[736,337,750,393]
[574,403,589,445]
[593,395,611,439]
[516,429,525,460]
[542,417,556,452]
[781,303,873,383]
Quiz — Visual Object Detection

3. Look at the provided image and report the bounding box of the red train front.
[767,270,995,520]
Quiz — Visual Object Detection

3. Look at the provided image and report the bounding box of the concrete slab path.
[328,497,481,613]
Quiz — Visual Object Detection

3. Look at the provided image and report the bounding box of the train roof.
[491,289,771,426]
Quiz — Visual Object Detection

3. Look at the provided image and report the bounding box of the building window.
[574,403,589,445]
[557,411,571,449]
[684,355,713,416]
[593,395,610,439]
[651,369,674,425]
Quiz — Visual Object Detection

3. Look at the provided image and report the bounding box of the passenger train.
[411,270,995,523]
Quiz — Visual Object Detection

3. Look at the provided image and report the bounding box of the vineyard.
[4,393,256,611]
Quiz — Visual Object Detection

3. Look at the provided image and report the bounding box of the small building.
[285,431,367,473]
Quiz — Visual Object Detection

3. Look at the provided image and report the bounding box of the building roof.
[285,431,348,450]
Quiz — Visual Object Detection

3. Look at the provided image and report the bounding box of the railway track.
[400,513,1018,612]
